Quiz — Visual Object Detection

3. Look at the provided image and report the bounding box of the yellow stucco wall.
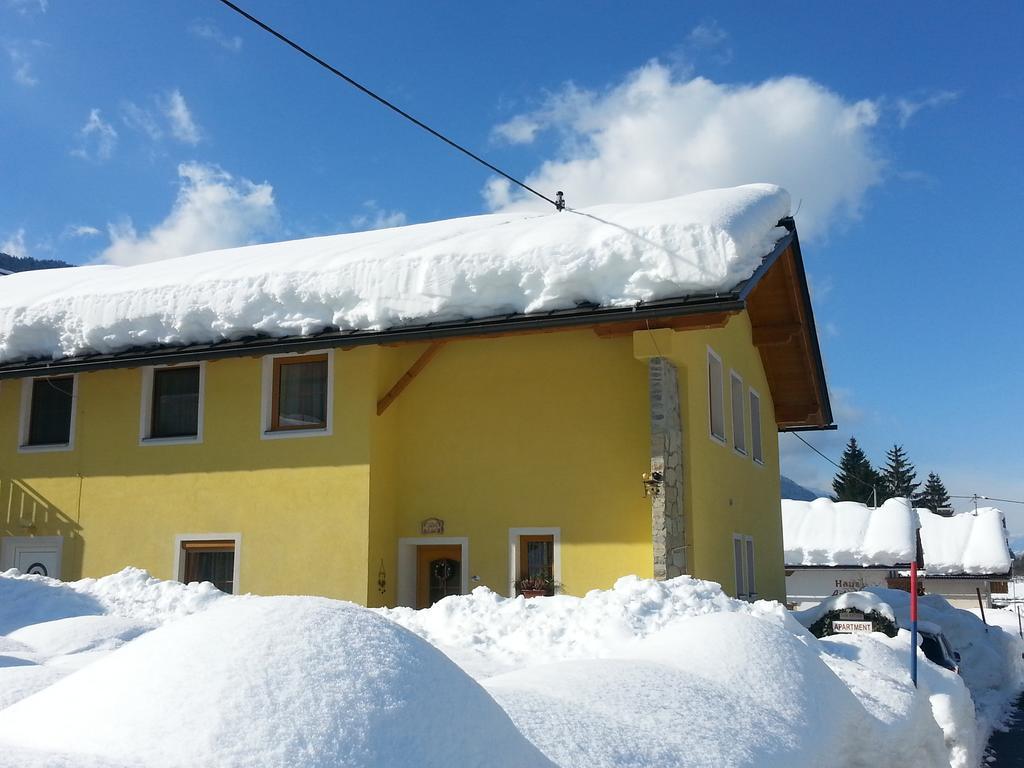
[633,314,784,601]
[1,310,786,604]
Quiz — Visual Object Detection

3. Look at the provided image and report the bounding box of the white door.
[0,536,63,579]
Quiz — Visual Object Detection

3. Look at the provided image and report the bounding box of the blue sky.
[3,2,1022,529]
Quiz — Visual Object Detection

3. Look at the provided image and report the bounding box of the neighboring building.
[783,498,1012,608]
[0,186,833,606]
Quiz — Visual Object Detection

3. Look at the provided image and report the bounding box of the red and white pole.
[910,559,918,687]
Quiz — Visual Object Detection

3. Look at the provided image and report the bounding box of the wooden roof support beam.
[751,323,802,347]
[376,340,446,416]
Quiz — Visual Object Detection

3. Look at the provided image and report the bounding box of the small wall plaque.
[420,517,445,535]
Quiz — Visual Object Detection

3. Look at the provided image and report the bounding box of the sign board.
[420,517,445,535]
[832,620,873,634]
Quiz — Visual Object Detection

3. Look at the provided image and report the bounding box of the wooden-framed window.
[730,371,746,455]
[518,534,555,595]
[179,539,237,594]
[270,353,328,432]
[749,389,763,464]
[707,347,726,443]
[21,375,76,449]
[508,527,561,597]
[141,364,203,442]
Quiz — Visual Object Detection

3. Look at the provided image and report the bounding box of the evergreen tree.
[916,472,951,511]
[832,437,880,505]
[879,444,920,500]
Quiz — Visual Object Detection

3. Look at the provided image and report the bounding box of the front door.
[416,544,462,609]
[0,536,63,579]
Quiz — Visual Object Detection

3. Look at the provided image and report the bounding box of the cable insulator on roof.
[555,191,566,212]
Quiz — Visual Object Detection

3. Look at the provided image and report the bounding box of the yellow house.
[0,188,832,606]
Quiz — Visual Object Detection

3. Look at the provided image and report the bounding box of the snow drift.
[2,568,1023,767]
[0,185,790,364]
[0,593,550,768]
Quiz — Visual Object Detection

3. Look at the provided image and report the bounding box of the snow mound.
[918,507,1011,575]
[0,596,552,768]
[782,497,919,566]
[0,185,790,364]
[378,574,777,676]
[792,589,898,627]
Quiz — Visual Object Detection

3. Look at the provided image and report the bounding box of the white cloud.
[121,101,163,141]
[161,89,201,145]
[896,90,959,128]
[0,228,29,258]
[66,225,101,238]
[100,162,277,265]
[190,20,242,53]
[71,108,118,162]
[492,114,542,145]
[486,62,884,239]
[349,200,407,231]
[5,41,37,86]
[682,21,732,66]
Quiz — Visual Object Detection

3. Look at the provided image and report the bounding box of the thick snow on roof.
[918,506,1011,576]
[782,497,919,567]
[0,184,790,364]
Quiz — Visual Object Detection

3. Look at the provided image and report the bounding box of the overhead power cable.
[950,495,1024,506]
[790,432,876,492]
[213,0,564,211]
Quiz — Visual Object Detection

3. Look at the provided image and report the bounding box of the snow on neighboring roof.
[0,184,790,365]
[782,497,919,567]
[917,506,1011,576]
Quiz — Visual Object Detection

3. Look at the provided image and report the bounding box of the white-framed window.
[19,374,78,452]
[707,347,726,444]
[733,533,757,601]
[749,389,763,464]
[260,350,334,440]
[139,362,206,444]
[173,533,241,594]
[730,371,746,455]
[508,527,562,597]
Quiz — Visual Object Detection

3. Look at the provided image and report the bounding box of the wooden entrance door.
[416,545,462,609]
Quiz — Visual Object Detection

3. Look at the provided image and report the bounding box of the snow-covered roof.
[782,497,919,567]
[918,506,1011,576]
[0,185,790,365]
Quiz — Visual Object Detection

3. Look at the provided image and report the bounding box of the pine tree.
[916,472,951,512]
[879,444,920,500]
[832,437,880,505]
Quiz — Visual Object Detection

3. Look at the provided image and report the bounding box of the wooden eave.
[0,219,835,432]
[744,223,833,431]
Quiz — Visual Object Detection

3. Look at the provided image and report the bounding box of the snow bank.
[0,596,551,768]
[0,185,790,364]
[378,574,774,676]
[4,568,1022,767]
[918,507,1012,576]
[792,589,897,626]
[782,497,919,566]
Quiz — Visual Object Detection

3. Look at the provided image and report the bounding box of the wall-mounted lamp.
[642,471,664,498]
[377,559,387,595]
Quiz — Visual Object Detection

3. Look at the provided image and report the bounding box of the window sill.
[261,426,332,441]
[140,435,202,446]
[709,433,727,447]
[733,447,748,458]
[18,442,73,454]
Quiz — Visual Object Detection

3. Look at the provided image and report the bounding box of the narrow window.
[150,366,200,439]
[708,349,725,442]
[733,535,746,598]
[731,372,746,454]
[745,537,756,599]
[518,534,555,596]
[750,390,763,464]
[181,540,236,594]
[27,376,74,446]
[272,354,328,431]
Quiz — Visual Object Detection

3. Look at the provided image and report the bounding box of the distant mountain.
[0,252,74,273]
[781,475,827,502]
[1008,535,1024,559]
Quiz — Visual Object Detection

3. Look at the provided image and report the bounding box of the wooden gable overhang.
[742,221,833,431]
